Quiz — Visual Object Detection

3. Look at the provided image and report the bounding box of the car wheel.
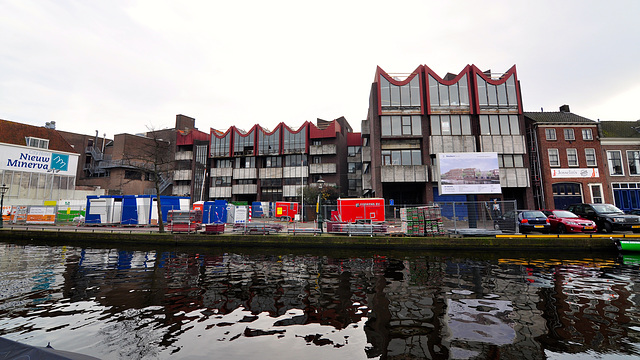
[604,222,613,233]
[557,224,566,234]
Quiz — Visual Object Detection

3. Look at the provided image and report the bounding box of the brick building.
[598,120,640,211]
[0,119,83,206]
[525,106,611,210]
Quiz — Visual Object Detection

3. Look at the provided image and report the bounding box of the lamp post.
[316,179,325,233]
[0,184,8,229]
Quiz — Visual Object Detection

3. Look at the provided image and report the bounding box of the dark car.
[566,203,640,233]
[541,209,597,234]
[494,210,550,234]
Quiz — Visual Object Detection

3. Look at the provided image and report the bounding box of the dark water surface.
[1,241,640,359]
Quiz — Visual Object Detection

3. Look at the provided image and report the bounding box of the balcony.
[259,167,283,179]
[173,170,192,181]
[309,144,337,155]
[283,166,308,178]
[362,147,371,162]
[210,186,232,198]
[309,163,337,174]
[172,185,190,196]
[500,168,530,188]
[479,135,526,154]
[210,168,233,177]
[232,184,257,194]
[175,151,193,161]
[233,168,257,179]
[283,185,302,197]
[429,136,476,154]
[381,165,429,183]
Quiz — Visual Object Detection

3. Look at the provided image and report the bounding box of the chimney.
[559,104,570,113]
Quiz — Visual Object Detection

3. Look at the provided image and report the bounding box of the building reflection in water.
[1,244,640,360]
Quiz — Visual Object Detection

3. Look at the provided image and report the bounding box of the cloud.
[1,0,639,140]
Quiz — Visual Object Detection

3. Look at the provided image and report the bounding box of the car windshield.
[591,204,624,214]
[554,210,578,218]
[522,211,546,218]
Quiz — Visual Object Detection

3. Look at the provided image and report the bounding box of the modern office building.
[362,65,533,208]
[525,106,611,209]
[209,117,355,203]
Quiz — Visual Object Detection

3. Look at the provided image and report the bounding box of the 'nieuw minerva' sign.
[0,144,78,175]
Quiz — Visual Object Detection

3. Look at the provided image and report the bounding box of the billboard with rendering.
[437,152,501,195]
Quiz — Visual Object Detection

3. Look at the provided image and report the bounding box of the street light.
[0,184,8,229]
[316,179,325,233]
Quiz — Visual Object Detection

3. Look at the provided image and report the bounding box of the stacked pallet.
[401,205,445,236]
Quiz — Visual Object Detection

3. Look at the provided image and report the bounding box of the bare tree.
[119,126,175,233]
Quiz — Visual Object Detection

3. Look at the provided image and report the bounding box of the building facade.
[0,119,80,206]
[599,120,640,212]
[209,117,355,203]
[362,65,534,208]
[525,106,611,210]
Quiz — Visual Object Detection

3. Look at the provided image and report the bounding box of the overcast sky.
[2,0,639,140]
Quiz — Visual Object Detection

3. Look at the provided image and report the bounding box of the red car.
[541,209,597,234]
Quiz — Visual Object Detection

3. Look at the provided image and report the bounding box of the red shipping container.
[337,198,385,223]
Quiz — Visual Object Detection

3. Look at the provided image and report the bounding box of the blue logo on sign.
[51,153,69,171]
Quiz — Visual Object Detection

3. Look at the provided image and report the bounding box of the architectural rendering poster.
[437,152,501,195]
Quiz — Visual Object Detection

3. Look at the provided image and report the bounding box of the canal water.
[1,241,640,360]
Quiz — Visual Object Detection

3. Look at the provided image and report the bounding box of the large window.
[476,74,518,109]
[582,129,593,140]
[430,115,471,135]
[380,74,421,110]
[548,149,560,167]
[264,156,282,168]
[348,162,362,173]
[498,155,524,168]
[566,149,578,166]
[211,176,231,187]
[215,159,232,168]
[284,154,306,167]
[545,128,556,140]
[234,131,255,156]
[348,146,361,157]
[211,132,231,157]
[381,115,422,136]
[479,115,521,135]
[283,128,306,153]
[382,149,422,166]
[258,128,280,155]
[428,74,469,109]
[628,151,640,175]
[564,129,575,141]
[585,148,597,167]
[235,157,255,169]
[608,150,624,175]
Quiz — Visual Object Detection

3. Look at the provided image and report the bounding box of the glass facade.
[428,74,469,110]
[211,132,231,157]
[476,74,518,109]
[380,74,421,110]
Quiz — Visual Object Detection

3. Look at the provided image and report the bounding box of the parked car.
[494,210,550,234]
[566,203,640,233]
[541,209,597,234]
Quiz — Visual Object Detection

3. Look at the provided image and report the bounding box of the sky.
[1,0,639,140]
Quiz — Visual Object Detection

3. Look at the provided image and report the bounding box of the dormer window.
[25,137,49,149]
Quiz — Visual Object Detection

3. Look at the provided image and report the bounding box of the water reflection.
[1,243,640,359]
